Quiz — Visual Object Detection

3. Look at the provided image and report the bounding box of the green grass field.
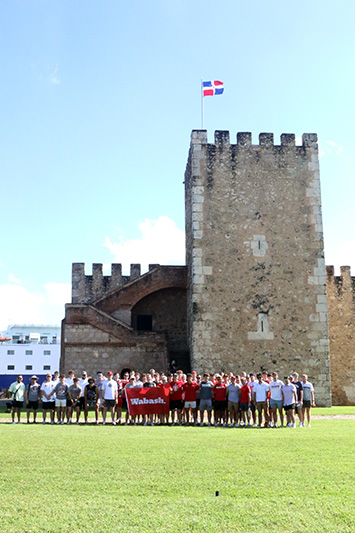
[0,417,354,532]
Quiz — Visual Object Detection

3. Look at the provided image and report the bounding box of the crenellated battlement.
[190,130,318,149]
[71,263,160,304]
[326,265,355,295]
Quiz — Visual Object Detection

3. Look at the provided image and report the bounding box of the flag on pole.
[202,80,224,97]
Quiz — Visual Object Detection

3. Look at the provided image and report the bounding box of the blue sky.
[0,0,354,329]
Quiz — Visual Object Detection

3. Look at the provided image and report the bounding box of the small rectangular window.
[25,350,33,355]
[43,350,51,355]
[25,365,33,371]
[7,350,15,355]
[43,365,51,371]
[7,365,15,370]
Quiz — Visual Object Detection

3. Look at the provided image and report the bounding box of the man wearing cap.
[101,371,118,425]
[25,375,41,423]
[8,375,26,424]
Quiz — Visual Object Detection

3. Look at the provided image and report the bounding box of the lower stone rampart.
[327,265,355,405]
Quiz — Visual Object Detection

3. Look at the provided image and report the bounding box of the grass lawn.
[0,419,354,532]
[0,405,354,418]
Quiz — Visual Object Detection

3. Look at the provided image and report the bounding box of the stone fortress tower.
[185,130,331,406]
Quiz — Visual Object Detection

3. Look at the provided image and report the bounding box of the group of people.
[7,368,315,427]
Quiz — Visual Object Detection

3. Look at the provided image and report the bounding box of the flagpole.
[201,78,204,129]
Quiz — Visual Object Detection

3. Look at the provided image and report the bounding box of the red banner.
[125,387,170,416]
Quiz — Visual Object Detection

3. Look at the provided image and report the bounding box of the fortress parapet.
[190,130,318,149]
[326,265,355,294]
[72,263,150,303]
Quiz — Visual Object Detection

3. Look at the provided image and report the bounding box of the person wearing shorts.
[199,373,213,426]
[101,371,118,425]
[182,373,199,425]
[301,374,315,427]
[226,376,240,427]
[214,375,227,426]
[41,373,56,424]
[170,373,184,426]
[25,375,41,424]
[84,378,100,424]
[8,375,26,424]
[50,374,69,424]
[253,373,270,427]
[291,372,304,427]
[247,373,257,425]
[282,376,297,427]
[68,378,82,424]
[78,371,88,412]
[269,372,284,427]
[156,376,171,424]
[65,370,75,423]
[239,377,251,426]
[195,375,201,421]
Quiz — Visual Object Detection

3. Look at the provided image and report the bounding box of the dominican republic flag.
[202,80,224,97]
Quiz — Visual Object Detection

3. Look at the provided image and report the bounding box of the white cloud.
[30,63,61,85]
[104,216,185,274]
[0,282,70,330]
[8,273,21,284]
[49,65,60,85]
[319,139,344,158]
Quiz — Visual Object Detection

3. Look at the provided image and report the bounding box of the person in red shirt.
[156,375,171,424]
[239,377,251,426]
[182,373,199,425]
[213,375,227,426]
[170,374,184,425]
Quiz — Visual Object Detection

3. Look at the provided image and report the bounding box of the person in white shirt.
[101,371,118,425]
[301,374,315,427]
[269,372,284,427]
[78,371,89,416]
[282,376,297,427]
[253,373,270,427]
[41,373,56,424]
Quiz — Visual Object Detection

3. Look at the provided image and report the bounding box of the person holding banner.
[142,374,156,425]
[157,375,171,425]
[170,373,183,426]
[125,376,139,425]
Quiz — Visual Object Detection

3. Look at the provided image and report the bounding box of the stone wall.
[185,130,331,406]
[327,265,355,404]
[61,320,168,377]
[131,288,188,353]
